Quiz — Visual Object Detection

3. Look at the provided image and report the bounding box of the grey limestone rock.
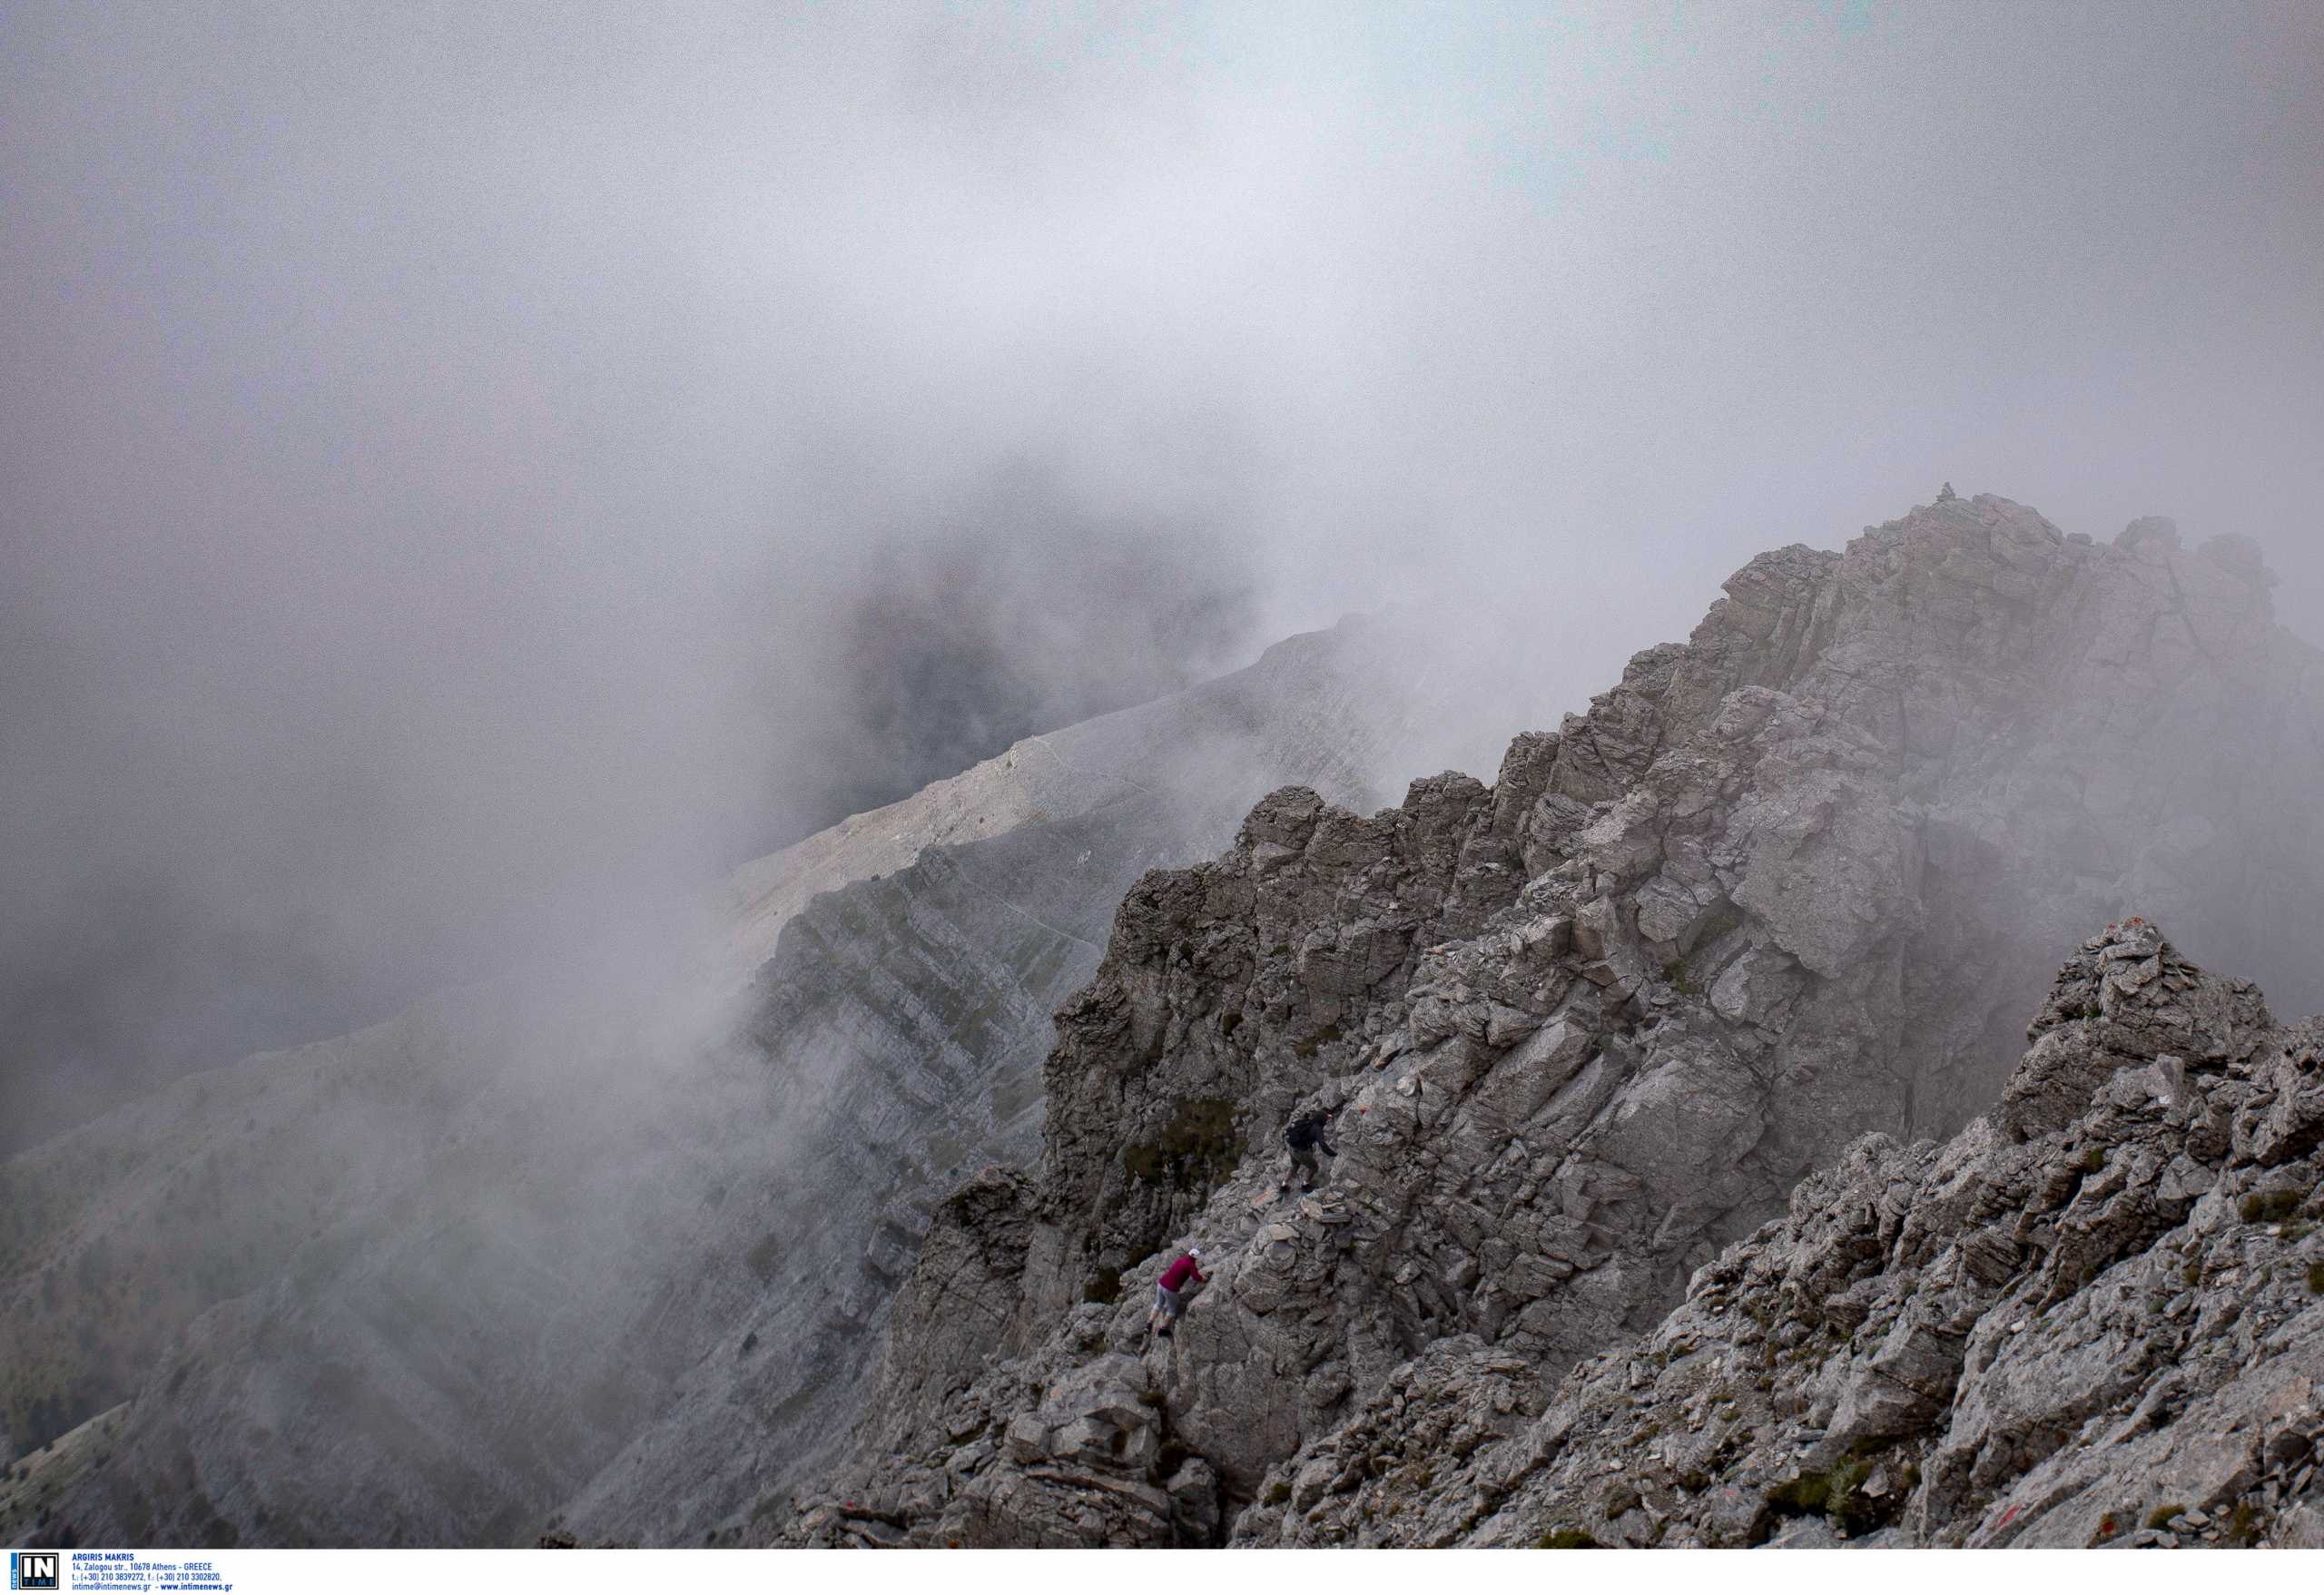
[779,497,2324,1550]
[1253,922,2324,1550]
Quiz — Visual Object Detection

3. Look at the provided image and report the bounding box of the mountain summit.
[769,495,2324,1547]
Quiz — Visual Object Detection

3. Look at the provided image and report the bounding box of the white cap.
[1189,1246,1203,1257]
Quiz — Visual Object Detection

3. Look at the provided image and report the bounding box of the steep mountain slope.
[773,496,2324,1547]
[1232,922,2324,1548]
[551,630,1451,1545]
[18,616,1481,1548]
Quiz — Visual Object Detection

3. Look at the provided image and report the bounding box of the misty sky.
[5,1,2320,1141]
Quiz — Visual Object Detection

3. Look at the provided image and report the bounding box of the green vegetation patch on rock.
[1121,1097,1243,1192]
[1759,1452,1906,1540]
[2240,1189,2304,1224]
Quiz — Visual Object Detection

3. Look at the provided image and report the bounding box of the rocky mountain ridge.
[773,495,2324,1548]
[1234,921,2324,1548]
[12,616,1481,1548]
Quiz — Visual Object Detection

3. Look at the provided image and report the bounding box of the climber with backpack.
[1283,1105,1339,1192]
[1151,1246,1206,1340]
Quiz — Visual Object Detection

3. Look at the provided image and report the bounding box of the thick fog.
[5,1,2320,1145]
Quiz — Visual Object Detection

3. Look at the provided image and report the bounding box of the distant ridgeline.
[4,611,1467,1547]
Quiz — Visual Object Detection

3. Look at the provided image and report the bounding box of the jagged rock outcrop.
[791,922,2324,1550]
[775,496,2324,1548]
[24,616,1482,1548]
[1235,923,2324,1548]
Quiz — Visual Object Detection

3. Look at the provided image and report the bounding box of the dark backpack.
[1285,1112,1326,1152]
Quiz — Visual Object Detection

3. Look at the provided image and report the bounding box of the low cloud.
[3,1,2319,1141]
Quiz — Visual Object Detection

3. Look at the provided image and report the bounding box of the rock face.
[1234,923,2324,1549]
[774,496,2324,1548]
[23,616,1479,1548]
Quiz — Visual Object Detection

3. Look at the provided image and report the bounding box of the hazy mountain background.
[5,0,2321,1148]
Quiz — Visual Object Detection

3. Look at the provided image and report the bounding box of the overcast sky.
[5,1,2319,1138]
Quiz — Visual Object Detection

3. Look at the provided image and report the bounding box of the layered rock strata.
[24,618,1460,1548]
